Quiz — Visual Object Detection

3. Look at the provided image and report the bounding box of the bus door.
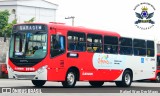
[48,31,66,80]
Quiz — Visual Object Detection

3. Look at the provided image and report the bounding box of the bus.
[7,22,156,87]
[156,54,160,82]
[149,54,160,82]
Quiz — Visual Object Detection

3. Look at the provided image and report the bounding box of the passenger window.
[68,31,86,51]
[119,37,132,55]
[157,56,160,66]
[104,36,118,54]
[147,40,154,57]
[133,39,146,56]
[50,35,65,57]
[87,34,102,52]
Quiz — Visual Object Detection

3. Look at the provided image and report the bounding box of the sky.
[47,0,160,41]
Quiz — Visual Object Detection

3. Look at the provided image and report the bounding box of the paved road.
[0,79,160,96]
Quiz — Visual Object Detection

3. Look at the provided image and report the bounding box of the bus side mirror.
[4,33,6,42]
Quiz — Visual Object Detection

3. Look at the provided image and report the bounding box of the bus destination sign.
[14,24,46,31]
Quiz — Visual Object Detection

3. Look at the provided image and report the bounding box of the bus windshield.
[9,32,47,59]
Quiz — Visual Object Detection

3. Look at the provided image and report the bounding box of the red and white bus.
[156,54,160,82]
[149,54,160,82]
[7,22,156,87]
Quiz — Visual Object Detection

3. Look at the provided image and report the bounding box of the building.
[0,0,58,63]
[0,0,58,23]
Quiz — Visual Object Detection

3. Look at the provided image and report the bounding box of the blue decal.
[141,58,144,63]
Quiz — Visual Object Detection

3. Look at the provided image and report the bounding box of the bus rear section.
[156,54,160,82]
[149,54,160,82]
[7,22,156,88]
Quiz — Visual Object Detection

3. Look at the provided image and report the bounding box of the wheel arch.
[123,68,133,79]
[67,66,80,81]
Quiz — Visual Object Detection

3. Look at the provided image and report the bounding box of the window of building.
[87,34,102,52]
[50,35,65,57]
[104,36,118,54]
[147,40,154,57]
[119,37,132,55]
[68,31,86,51]
[133,39,146,56]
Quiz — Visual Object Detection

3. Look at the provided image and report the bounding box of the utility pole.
[65,16,75,26]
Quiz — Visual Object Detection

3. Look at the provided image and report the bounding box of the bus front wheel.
[115,70,132,87]
[62,70,77,88]
[32,80,46,87]
[89,81,104,87]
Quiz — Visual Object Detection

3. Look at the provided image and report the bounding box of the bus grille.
[15,75,35,79]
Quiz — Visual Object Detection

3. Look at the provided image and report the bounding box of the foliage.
[2,19,17,37]
[0,10,10,37]
[24,17,35,23]
[0,9,35,37]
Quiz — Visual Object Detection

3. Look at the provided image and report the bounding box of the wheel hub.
[125,73,131,85]
[67,72,75,85]
[157,75,160,81]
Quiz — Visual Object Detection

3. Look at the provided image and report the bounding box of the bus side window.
[133,39,146,56]
[67,31,86,51]
[157,57,160,66]
[104,36,118,54]
[87,34,102,53]
[147,40,154,57]
[119,37,132,55]
[50,35,65,57]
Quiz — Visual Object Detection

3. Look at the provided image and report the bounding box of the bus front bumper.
[7,65,47,80]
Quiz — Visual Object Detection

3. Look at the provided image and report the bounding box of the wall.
[16,6,56,23]
[0,37,9,63]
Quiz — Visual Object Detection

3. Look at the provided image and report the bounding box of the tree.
[24,17,35,23]
[0,10,36,37]
[0,10,10,37]
[2,19,17,37]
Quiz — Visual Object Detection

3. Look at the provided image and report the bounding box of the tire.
[32,80,46,87]
[115,70,132,87]
[62,70,77,88]
[156,73,160,83]
[89,81,104,87]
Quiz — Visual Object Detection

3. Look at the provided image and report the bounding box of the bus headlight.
[37,65,48,74]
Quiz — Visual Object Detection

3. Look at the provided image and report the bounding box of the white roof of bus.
[119,32,155,41]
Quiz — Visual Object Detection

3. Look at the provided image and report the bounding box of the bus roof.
[14,22,120,37]
[14,22,155,41]
[119,32,155,41]
[49,22,120,37]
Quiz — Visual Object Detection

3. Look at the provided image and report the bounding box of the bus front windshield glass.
[9,32,47,59]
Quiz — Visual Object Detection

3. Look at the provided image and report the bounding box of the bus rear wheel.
[62,70,76,88]
[156,73,160,83]
[32,80,46,87]
[115,70,132,87]
[89,81,104,87]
